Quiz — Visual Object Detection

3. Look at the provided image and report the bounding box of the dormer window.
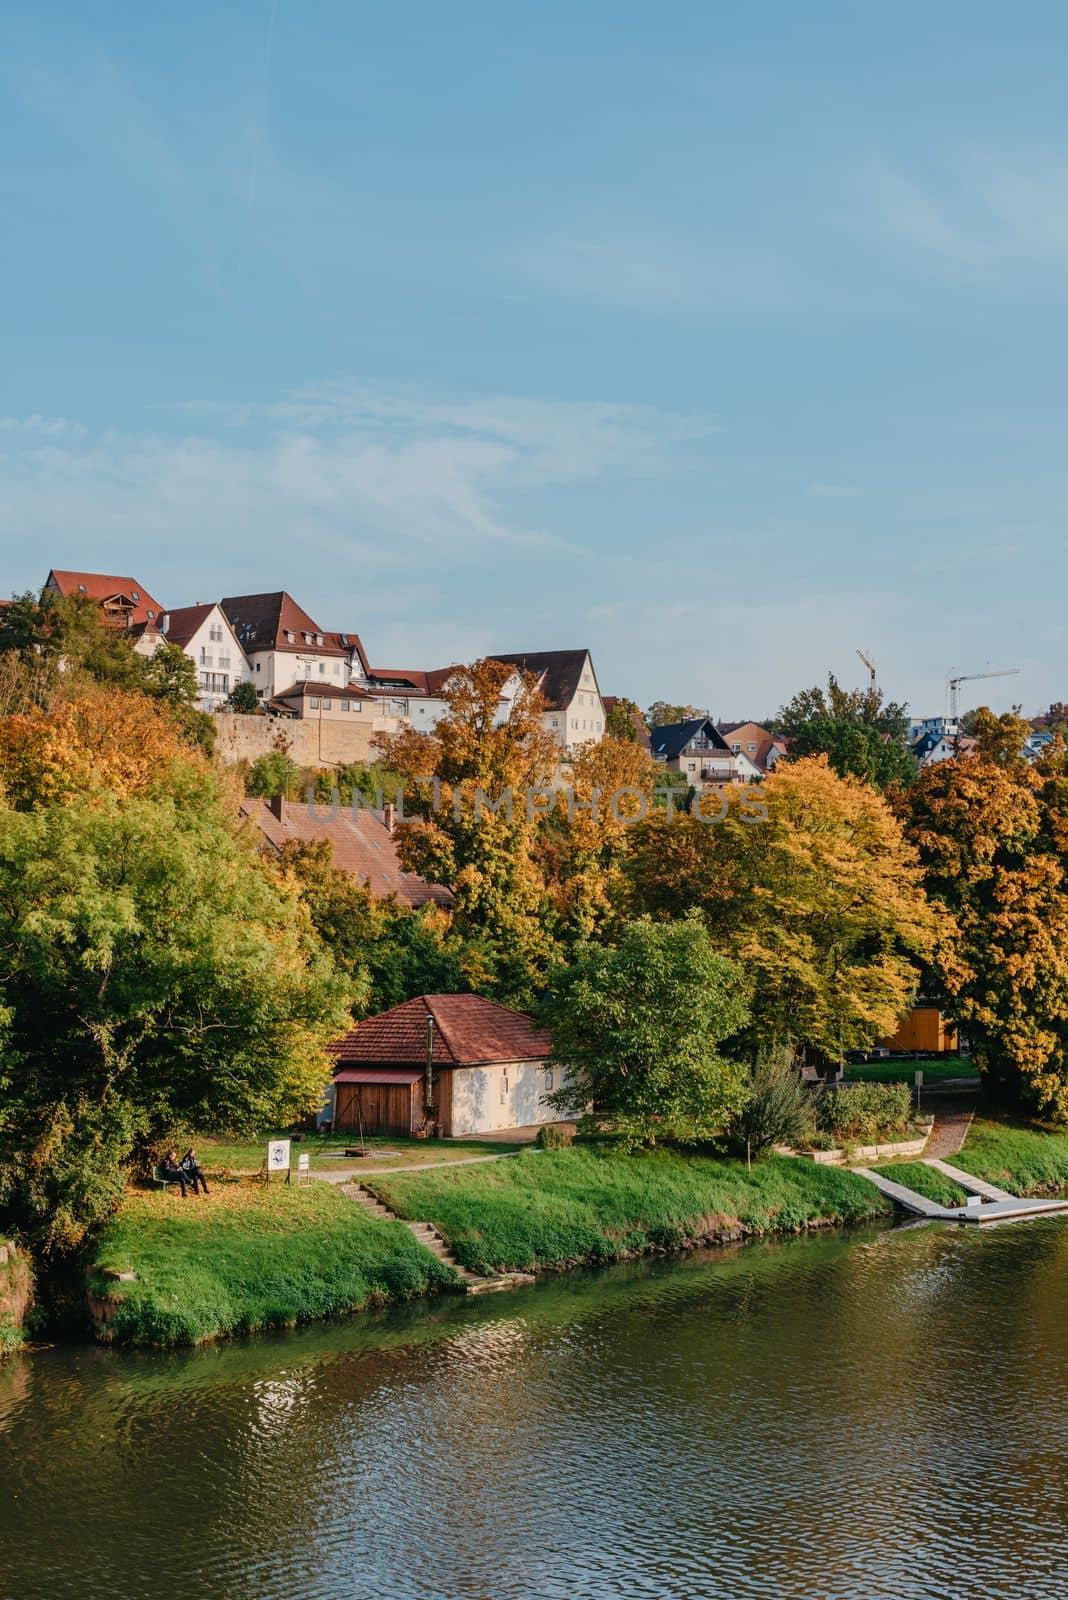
[285,630,295,643]
[315,634,323,646]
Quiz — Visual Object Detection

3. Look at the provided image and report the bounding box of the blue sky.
[2,3,1067,717]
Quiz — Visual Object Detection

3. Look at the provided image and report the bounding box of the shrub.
[817,1080,913,1145]
[733,1046,815,1156]
[536,1123,573,1150]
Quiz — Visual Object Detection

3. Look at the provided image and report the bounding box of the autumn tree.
[0,686,199,810]
[378,658,560,1007]
[542,914,750,1149]
[778,673,914,790]
[898,716,1068,1120]
[537,733,664,946]
[627,757,939,1060]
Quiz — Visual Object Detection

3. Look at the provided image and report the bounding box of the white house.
[220,591,367,701]
[328,994,562,1138]
[161,603,253,712]
[489,649,605,752]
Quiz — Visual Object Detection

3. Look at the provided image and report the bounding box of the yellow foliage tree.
[628,756,941,1060]
[0,688,199,812]
[0,687,198,811]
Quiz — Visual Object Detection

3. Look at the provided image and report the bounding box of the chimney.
[267,794,286,822]
[383,802,396,835]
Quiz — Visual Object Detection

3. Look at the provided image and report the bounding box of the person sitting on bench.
[180,1147,210,1196]
[159,1149,192,1197]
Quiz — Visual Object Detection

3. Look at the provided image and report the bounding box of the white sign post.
[297,1152,310,1187]
[267,1139,291,1183]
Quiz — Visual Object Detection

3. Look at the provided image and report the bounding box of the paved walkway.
[317,1150,524,1184]
[923,1157,1012,1202]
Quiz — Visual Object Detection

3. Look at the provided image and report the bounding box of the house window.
[309,697,320,709]
[341,700,349,712]
[747,743,757,752]
[132,591,140,601]
[688,762,696,771]
[147,609,155,620]
[210,624,223,643]
[544,1070,553,1092]
[500,1073,508,1104]
[319,662,326,675]
[255,663,260,672]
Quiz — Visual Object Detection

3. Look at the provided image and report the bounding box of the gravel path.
[923,1100,976,1160]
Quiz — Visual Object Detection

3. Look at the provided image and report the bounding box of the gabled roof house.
[329,994,557,1138]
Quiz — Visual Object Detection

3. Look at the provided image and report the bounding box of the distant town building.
[44,568,166,655]
[488,649,604,752]
[160,603,252,712]
[239,795,452,909]
[651,717,760,786]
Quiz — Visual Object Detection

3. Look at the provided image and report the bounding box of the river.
[1,1218,1065,1600]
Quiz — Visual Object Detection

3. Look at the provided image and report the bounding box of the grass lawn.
[875,1162,969,1206]
[843,1056,977,1085]
[88,1181,458,1347]
[195,1131,524,1174]
[375,1147,894,1275]
[954,1117,1068,1196]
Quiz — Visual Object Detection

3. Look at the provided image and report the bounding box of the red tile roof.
[238,797,452,909]
[322,631,371,676]
[368,665,459,696]
[330,994,551,1066]
[47,569,164,628]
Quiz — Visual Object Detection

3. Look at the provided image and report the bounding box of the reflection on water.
[1,1220,1066,1600]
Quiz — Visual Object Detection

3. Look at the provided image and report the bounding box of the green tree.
[778,673,914,790]
[245,750,303,799]
[226,680,262,714]
[381,658,560,1007]
[733,1045,814,1157]
[275,839,466,1013]
[541,914,750,1149]
[0,782,352,1252]
[645,700,700,729]
[140,642,216,755]
[605,696,643,742]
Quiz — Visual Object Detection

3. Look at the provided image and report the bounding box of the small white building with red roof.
[328,993,559,1138]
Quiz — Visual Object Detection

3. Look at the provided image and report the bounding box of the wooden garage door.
[335,1082,414,1136]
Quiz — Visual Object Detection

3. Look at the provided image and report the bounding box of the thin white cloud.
[0,379,711,590]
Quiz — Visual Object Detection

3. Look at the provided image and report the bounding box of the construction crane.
[948,667,1020,721]
[856,649,877,688]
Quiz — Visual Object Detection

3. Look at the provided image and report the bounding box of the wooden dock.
[855,1160,1068,1226]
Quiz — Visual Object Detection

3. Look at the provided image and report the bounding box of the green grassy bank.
[87,1183,457,1347]
[951,1119,1068,1196]
[376,1148,894,1275]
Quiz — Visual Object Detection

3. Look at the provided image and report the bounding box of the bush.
[817,1080,913,1145]
[536,1123,573,1150]
[733,1046,814,1156]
